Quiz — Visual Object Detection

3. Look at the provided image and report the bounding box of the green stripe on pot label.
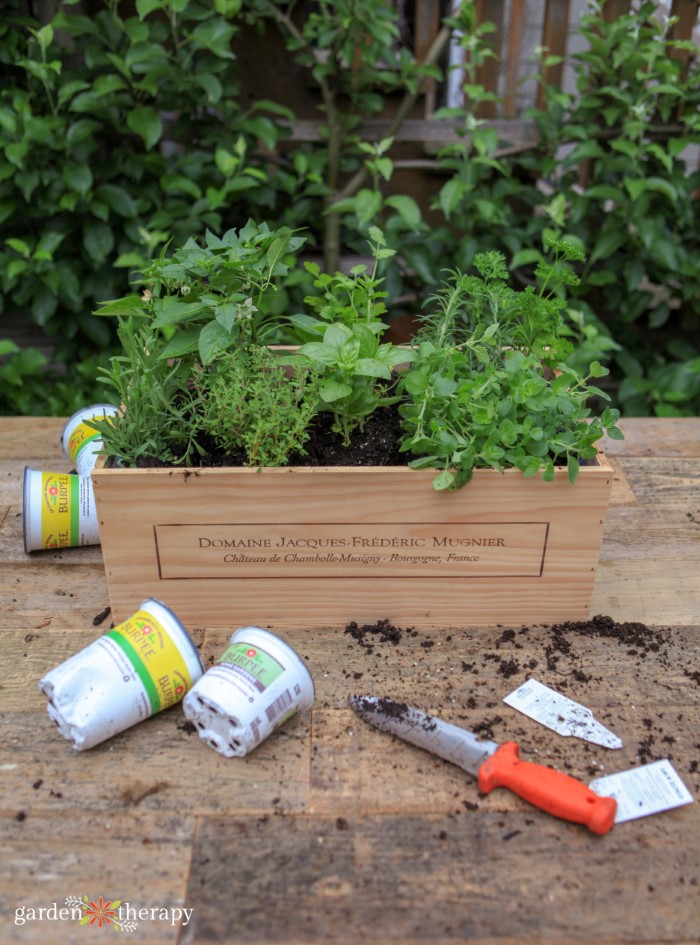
[69,474,80,547]
[105,609,194,716]
[107,629,161,715]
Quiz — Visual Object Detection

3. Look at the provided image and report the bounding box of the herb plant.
[199,346,321,467]
[94,222,306,368]
[283,229,414,445]
[89,319,204,467]
[399,240,623,489]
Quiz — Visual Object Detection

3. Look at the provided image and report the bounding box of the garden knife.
[348,695,617,835]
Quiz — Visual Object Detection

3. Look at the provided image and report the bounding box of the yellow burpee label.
[66,418,103,464]
[106,610,193,715]
[41,472,79,549]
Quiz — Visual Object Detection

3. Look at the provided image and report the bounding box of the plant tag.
[503,678,623,749]
[589,760,694,823]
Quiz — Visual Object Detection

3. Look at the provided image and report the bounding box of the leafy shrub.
[0,0,294,413]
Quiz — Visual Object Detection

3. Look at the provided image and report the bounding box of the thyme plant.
[199,346,321,467]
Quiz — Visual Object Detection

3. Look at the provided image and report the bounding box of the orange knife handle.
[477,742,617,835]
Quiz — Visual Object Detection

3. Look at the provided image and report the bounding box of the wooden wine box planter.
[91,451,613,629]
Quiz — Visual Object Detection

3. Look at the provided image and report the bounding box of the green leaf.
[266,234,291,273]
[215,147,238,177]
[644,177,677,204]
[35,24,54,52]
[160,326,201,359]
[320,379,353,402]
[7,259,28,279]
[652,239,678,270]
[114,252,145,268]
[152,300,207,328]
[354,189,383,226]
[135,0,167,18]
[610,137,638,157]
[511,248,542,269]
[161,174,202,199]
[623,177,647,201]
[194,72,223,104]
[34,231,65,260]
[567,454,580,485]
[403,371,429,395]
[63,162,92,197]
[83,220,114,264]
[297,342,335,364]
[354,358,392,379]
[96,184,139,218]
[438,179,463,219]
[126,107,163,150]
[5,238,31,257]
[214,0,242,14]
[589,227,627,265]
[191,19,236,59]
[93,294,146,317]
[199,320,232,365]
[385,194,422,229]
[92,74,128,97]
[215,303,237,332]
[586,184,625,202]
[433,469,455,490]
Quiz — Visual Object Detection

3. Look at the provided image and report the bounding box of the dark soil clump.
[345,618,413,654]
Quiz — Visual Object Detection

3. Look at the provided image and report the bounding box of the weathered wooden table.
[1,417,698,944]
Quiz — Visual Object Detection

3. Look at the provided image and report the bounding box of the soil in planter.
[136,403,406,468]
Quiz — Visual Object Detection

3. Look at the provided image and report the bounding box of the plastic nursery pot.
[183,627,315,758]
[23,467,100,553]
[61,403,118,476]
[39,598,204,750]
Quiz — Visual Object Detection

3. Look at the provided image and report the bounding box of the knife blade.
[349,695,617,835]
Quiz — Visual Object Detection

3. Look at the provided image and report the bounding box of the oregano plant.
[399,240,623,489]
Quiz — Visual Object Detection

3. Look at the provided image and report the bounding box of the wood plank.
[600,418,700,457]
[669,0,700,78]
[0,710,310,817]
[600,458,700,559]
[0,563,109,630]
[504,0,525,118]
[537,0,572,108]
[185,808,700,944]
[601,0,631,22]
[413,0,441,111]
[0,418,66,461]
[0,812,194,945]
[285,117,540,152]
[475,0,505,119]
[591,560,700,626]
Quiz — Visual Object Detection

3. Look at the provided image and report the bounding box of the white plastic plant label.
[589,760,694,823]
[503,678,622,749]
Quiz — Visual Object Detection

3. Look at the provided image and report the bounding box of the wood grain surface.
[1,417,698,945]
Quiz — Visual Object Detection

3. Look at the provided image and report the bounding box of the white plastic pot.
[62,403,117,476]
[39,598,204,750]
[183,627,314,758]
[23,467,100,552]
